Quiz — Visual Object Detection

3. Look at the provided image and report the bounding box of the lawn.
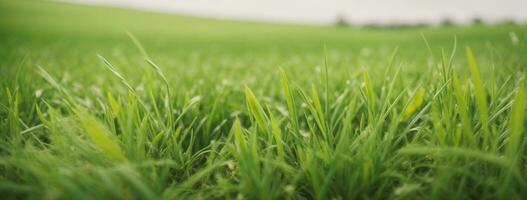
[1,0,526,199]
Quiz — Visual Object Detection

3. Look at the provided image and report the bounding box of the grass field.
[1,0,527,199]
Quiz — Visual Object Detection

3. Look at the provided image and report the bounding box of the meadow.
[1,0,527,199]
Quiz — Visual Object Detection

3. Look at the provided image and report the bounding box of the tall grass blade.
[466,48,490,141]
[401,87,425,121]
[279,68,299,133]
[244,86,268,131]
[76,108,126,161]
[505,82,525,160]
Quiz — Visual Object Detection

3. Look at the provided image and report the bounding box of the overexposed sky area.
[68,0,527,25]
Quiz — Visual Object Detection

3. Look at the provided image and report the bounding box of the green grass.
[1,0,527,199]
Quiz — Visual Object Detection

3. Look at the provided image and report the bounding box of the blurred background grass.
[1,0,525,50]
[0,0,525,91]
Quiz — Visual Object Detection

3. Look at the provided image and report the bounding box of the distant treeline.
[335,15,522,28]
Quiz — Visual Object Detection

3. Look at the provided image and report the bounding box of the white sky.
[68,0,527,25]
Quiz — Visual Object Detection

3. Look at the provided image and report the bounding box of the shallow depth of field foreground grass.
[1,1,527,199]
